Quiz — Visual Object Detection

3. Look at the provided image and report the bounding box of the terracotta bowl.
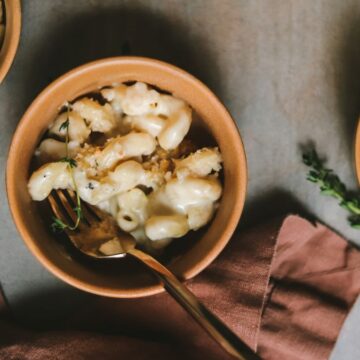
[6,57,247,298]
[0,0,21,83]
[356,118,360,184]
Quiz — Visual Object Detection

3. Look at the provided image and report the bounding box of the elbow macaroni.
[28,81,224,252]
[49,111,91,144]
[28,162,73,201]
[145,215,189,241]
[102,82,192,150]
[76,132,156,177]
[72,98,117,133]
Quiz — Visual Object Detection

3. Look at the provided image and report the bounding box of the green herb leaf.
[303,147,360,230]
[51,109,83,232]
[73,205,82,220]
[51,217,68,232]
[349,215,360,229]
[59,119,69,131]
[60,157,77,168]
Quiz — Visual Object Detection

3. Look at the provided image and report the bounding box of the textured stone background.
[0,1,359,358]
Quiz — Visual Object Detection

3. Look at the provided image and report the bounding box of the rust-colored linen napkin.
[1,215,359,359]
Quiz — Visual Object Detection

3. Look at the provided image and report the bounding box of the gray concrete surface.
[0,0,359,358]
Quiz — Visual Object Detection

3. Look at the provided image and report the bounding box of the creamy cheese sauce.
[28,82,223,252]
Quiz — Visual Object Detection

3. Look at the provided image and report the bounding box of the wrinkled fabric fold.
[0,215,359,359]
[258,216,360,360]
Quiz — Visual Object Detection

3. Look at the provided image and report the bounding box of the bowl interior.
[7,57,247,297]
[0,0,21,83]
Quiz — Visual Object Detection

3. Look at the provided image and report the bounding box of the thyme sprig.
[51,110,83,232]
[303,148,360,229]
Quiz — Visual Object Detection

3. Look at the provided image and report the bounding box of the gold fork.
[48,189,260,360]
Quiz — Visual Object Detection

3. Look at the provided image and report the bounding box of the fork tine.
[60,189,91,226]
[83,201,104,221]
[48,193,72,229]
[55,190,90,231]
[55,190,80,226]
[65,189,102,223]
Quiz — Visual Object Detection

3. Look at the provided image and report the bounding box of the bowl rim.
[6,56,248,298]
[355,117,360,184]
[0,0,21,83]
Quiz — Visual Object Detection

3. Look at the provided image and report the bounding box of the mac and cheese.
[28,82,223,252]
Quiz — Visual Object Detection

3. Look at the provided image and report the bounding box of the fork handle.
[128,248,260,360]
